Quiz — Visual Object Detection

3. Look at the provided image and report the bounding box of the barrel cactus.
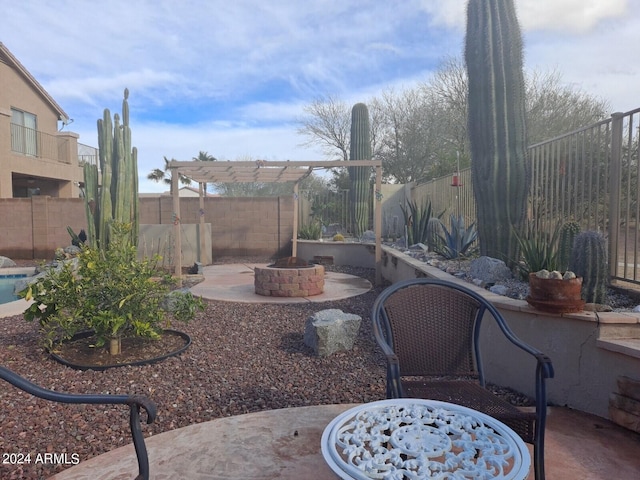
[465,0,528,266]
[84,89,139,249]
[348,103,372,238]
[569,231,608,304]
[557,221,581,272]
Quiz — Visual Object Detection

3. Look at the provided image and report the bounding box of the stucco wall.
[296,240,376,268]
[0,195,294,261]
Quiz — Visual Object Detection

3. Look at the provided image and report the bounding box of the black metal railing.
[0,366,157,480]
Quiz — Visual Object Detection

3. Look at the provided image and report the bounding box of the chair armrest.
[534,352,554,379]
[1,366,156,480]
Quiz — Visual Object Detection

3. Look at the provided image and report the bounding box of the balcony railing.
[78,142,98,167]
[11,123,62,162]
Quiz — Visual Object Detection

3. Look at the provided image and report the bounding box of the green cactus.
[85,89,139,249]
[426,217,443,251]
[465,0,528,265]
[557,221,581,272]
[348,103,372,238]
[569,231,608,304]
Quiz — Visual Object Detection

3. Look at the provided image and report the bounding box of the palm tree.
[192,151,217,193]
[193,151,216,162]
[147,156,192,187]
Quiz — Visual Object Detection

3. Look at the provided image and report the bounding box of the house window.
[10,108,38,156]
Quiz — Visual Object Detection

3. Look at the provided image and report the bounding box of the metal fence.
[77,143,99,166]
[10,123,63,162]
[414,107,640,285]
[299,189,353,236]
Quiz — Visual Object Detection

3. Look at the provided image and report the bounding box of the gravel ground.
[1,258,533,479]
[1,261,388,479]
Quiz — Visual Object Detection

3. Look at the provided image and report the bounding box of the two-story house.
[0,42,84,198]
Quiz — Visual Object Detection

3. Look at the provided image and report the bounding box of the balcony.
[10,123,92,166]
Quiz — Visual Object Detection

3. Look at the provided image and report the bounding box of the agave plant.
[512,221,561,280]
[298,222,322,240]
[433,214,478,259]
[400,198,442,246]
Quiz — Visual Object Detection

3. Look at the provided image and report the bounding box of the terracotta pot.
[526,273,585,313]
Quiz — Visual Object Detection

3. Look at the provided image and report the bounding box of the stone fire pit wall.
[254,264,325,297]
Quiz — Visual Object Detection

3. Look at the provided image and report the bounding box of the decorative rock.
[583,303,613,312]
[489,285,509,296]
[304,309,362,357]
[0,256,17,268]
[360,230,376,243]
[469,256,512,283]
[64,245,82,256]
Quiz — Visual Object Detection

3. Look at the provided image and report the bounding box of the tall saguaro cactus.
[348,103,372,237]
[84,88,139,249]
[465,0,528,264]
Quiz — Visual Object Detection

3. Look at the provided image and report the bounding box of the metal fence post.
[609,112,624,280]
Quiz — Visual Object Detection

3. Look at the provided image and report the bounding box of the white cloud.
[418,0,629,33]
[4,0,640,184]
[518,0,628,33]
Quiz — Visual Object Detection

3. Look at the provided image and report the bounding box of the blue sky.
[4,0,637,192]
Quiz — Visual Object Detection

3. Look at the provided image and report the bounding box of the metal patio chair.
[371,278,554,480]
[1,366,157,480]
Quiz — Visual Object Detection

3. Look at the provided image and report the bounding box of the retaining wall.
[379,245,640,420]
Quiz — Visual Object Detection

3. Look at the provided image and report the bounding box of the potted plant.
[526,269,584,313]
[21,223,204,356]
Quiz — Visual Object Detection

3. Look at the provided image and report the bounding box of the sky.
[3,0,637,193]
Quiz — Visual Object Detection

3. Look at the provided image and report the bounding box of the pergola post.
[292,182,299,257]
[171,167,182,287]
[375,164,382,285]
[199,182,206,263]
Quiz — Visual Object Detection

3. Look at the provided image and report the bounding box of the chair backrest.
[372,278,486,378]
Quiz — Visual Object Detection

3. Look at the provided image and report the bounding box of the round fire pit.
[254,257,325,297]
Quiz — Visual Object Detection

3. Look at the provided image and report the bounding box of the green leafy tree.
[21,223,204,355]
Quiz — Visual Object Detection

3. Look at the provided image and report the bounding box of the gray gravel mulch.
[0,264,388,479]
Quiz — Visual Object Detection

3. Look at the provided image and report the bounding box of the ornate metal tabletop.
[321,399,530,479]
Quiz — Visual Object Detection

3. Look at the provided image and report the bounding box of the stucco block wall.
[0,198,34,258]
[1,196,294,260]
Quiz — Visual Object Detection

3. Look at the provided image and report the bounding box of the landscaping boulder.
[304,309,362,356]
[0,256,17,268]
[469,256,512,284]
[360,230,376,243]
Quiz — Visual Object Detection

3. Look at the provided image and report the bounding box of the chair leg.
[533,421,546,480]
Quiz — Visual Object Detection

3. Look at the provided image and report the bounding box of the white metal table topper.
[321,399,530,480]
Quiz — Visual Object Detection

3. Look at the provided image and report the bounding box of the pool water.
[0,274,26,305]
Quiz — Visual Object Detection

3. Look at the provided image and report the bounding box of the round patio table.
[321,398,531,480]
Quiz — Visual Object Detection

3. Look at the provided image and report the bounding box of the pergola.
[168,159,383,284]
